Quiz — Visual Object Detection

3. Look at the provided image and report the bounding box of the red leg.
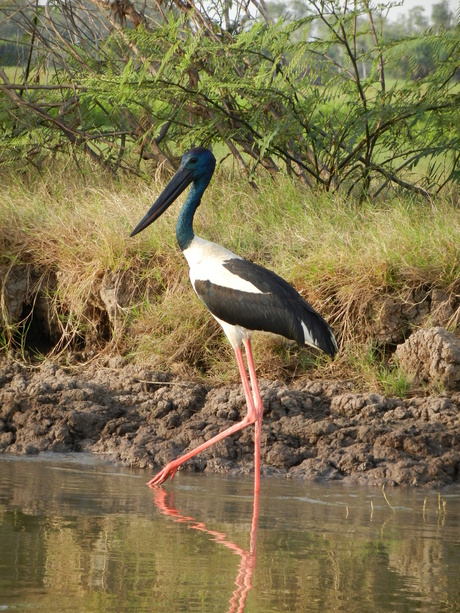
[148,346,258,487]
[243,339,263,494]
[243,339,264,419]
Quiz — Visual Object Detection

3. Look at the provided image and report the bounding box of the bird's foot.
[147,461,179,488]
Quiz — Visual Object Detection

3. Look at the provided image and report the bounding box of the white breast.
[183,236,263,294]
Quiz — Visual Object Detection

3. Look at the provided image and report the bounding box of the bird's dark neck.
[176,178,208,251]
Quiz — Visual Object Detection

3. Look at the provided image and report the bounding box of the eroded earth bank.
[1,327,459,488]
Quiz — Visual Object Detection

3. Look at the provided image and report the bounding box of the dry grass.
[0,162,459,392]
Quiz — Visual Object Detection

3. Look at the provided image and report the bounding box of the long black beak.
[130,166,194,237]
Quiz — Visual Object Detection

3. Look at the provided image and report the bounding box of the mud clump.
[0,356,459,487]
[395,327,460,391]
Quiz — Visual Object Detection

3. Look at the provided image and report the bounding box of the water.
[0,454,459,613]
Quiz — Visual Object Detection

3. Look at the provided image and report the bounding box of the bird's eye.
[189,157,198,164]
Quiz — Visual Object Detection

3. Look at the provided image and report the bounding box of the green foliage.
[0,0,459,197]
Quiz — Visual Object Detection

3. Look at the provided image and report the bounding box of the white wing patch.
[301,321,318,348]
[184,236,263,295]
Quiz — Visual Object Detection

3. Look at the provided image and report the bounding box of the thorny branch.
[0,0,458,196]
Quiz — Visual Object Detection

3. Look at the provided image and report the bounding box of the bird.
[130,147,338,491]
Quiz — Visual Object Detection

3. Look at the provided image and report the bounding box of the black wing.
[193,258,338,357]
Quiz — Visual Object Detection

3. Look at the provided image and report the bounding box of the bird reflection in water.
[151,484,260,613]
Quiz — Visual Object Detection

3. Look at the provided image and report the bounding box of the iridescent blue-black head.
[130,148,216,237]
[180,147,216,180]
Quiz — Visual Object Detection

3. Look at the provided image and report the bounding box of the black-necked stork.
[131,147,338,491]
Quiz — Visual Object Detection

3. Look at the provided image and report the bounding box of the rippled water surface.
[0,454,459,612]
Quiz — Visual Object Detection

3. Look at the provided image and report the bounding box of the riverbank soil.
[1,343,459,487]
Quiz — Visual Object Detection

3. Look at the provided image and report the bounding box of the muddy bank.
[0,357,459,488]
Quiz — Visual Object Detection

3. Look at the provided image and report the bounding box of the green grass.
[0,162,458,393]
[351,342,414,397]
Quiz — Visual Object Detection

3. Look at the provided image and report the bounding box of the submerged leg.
[148,346,258,487]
